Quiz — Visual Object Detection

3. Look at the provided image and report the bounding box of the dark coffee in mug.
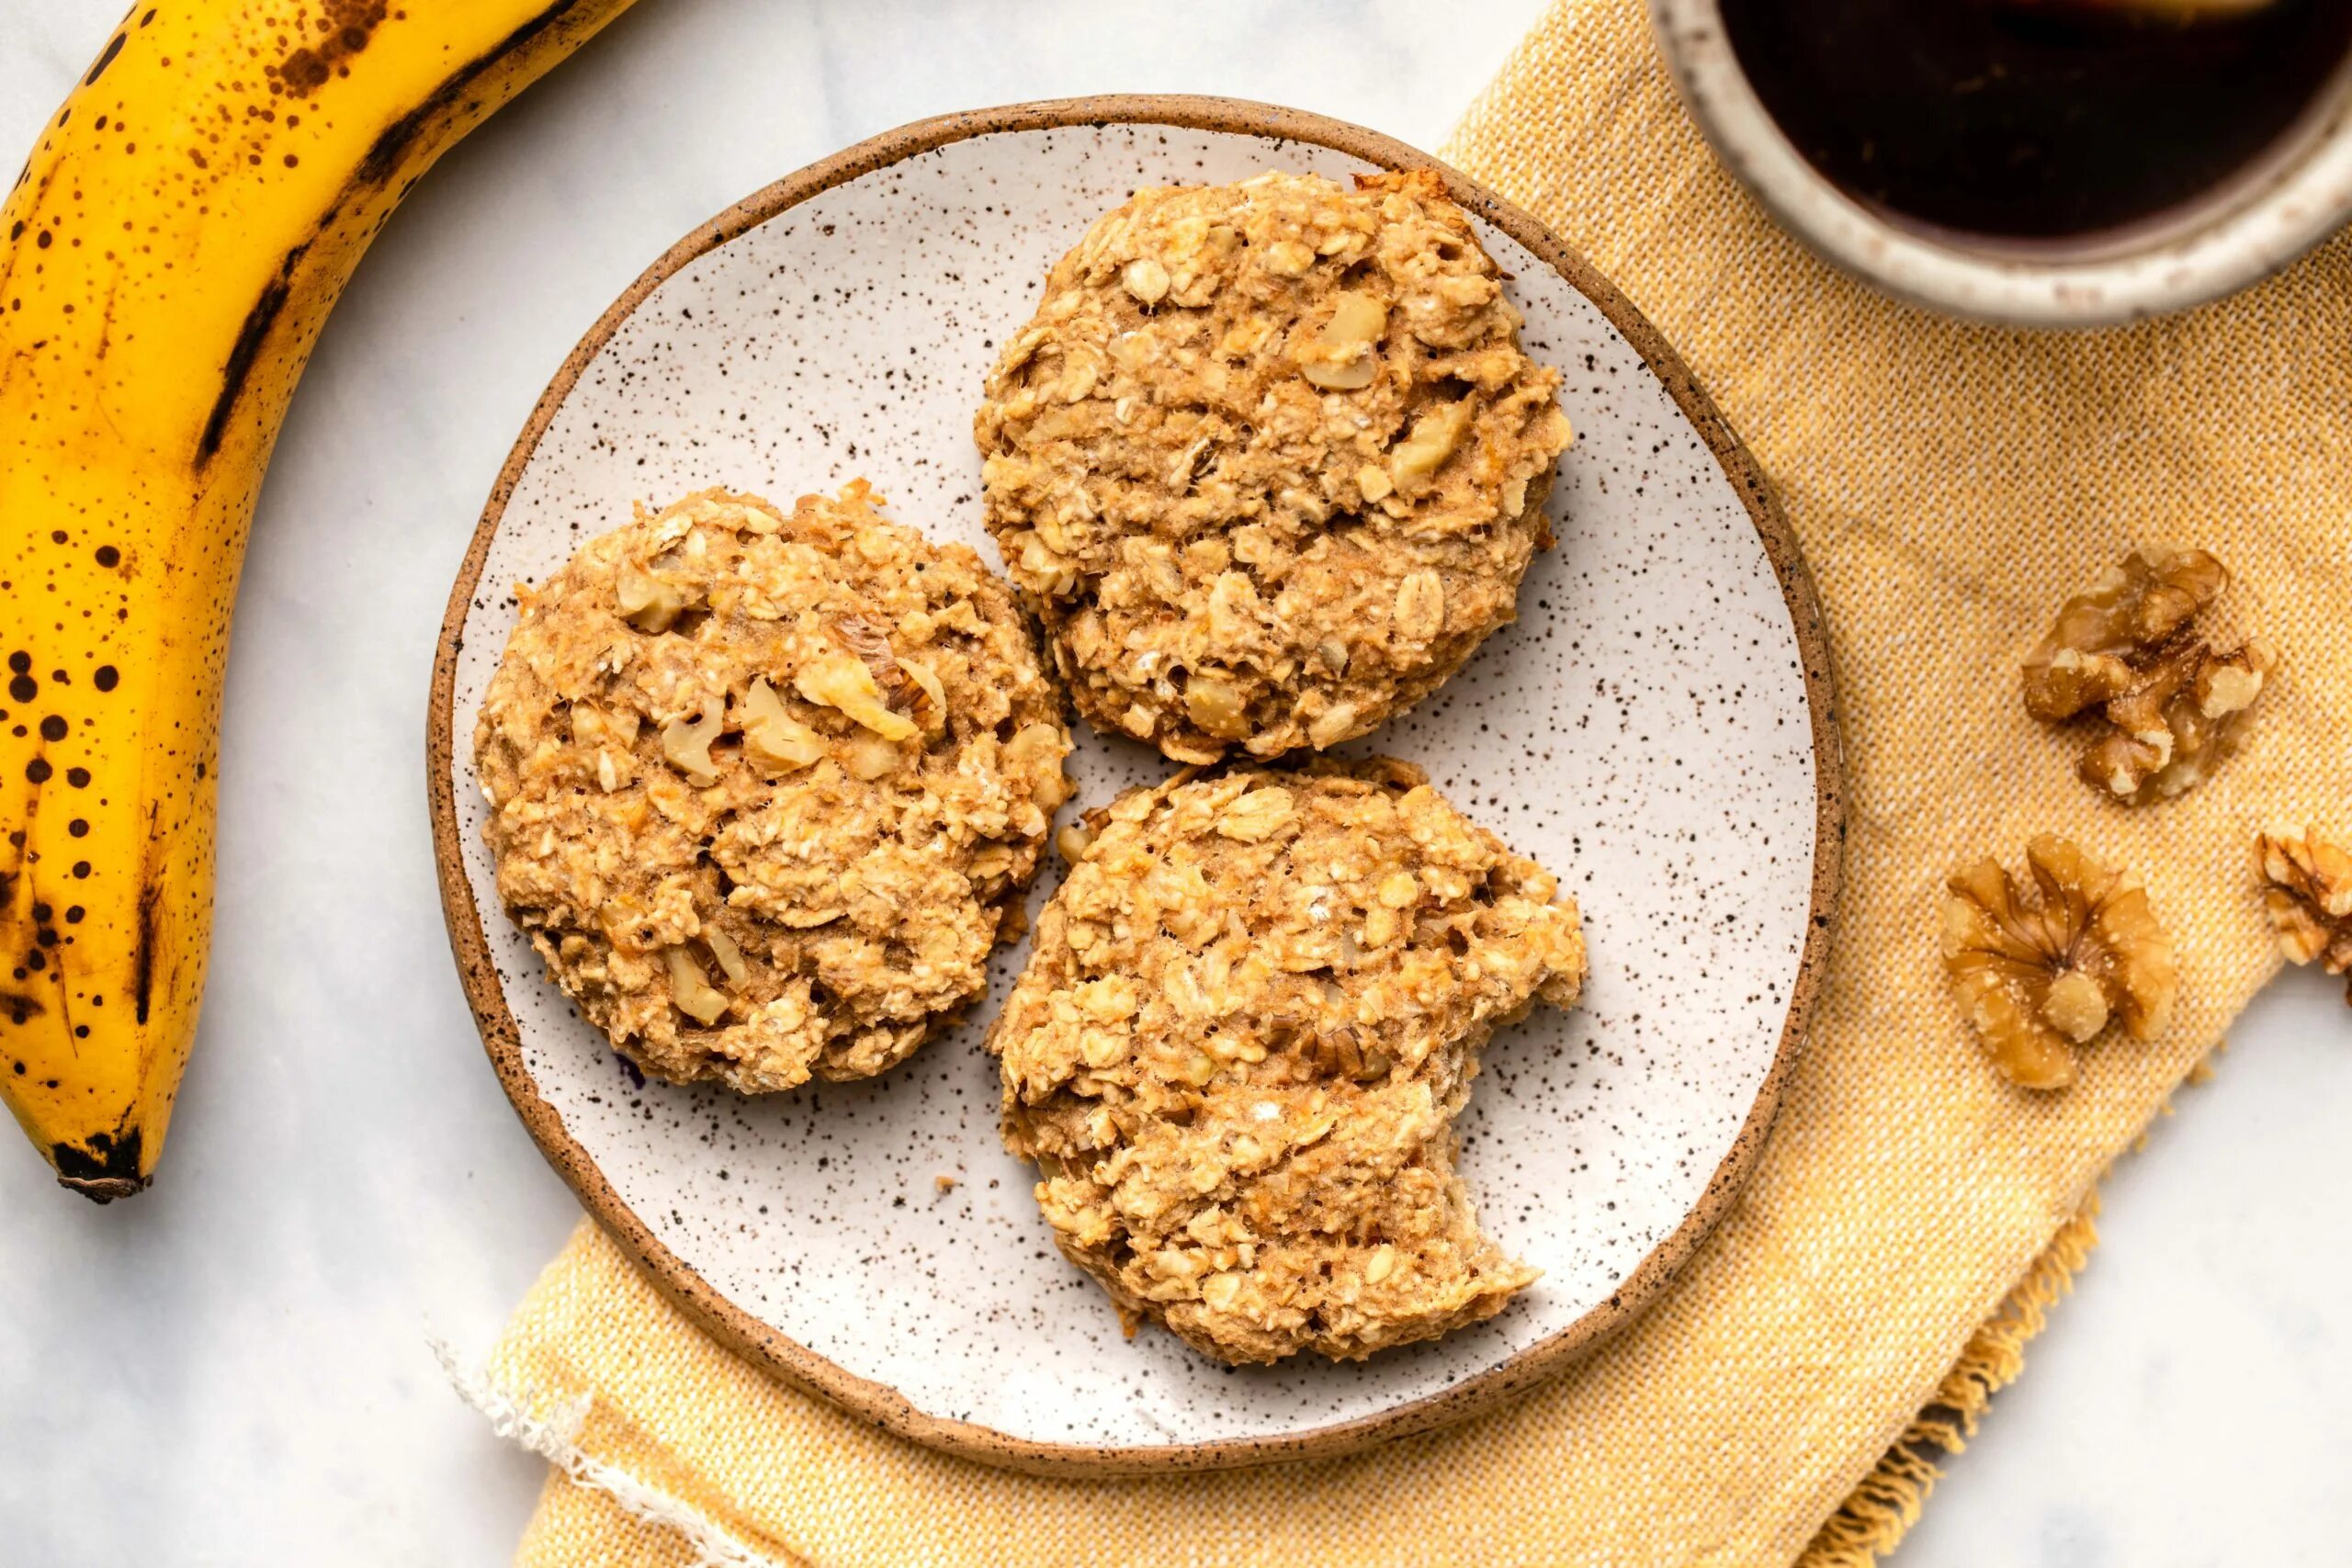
[1716,0,2352,243]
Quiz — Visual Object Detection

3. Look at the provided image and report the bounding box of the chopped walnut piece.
[659,697,725,786]
[830,614,940,732]
[2256,825,2352,1004]
[1184,675,1250,741]
[569,704,639,750]
[1216,784,1295,842]
[736,677,825,776]
[795,649,920,741]
[663,945,730,1026]
[842,732,904,782]
[1297,290,1388,390]
[1389,399,1475,493]
[704,926,751,988]
[1121,256,1170,304]
[2021,547,2278,804]
[898,657,948,736]
[616,564,691,633]
[1940,834,2178,1089]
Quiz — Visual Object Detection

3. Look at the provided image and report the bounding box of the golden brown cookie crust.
[990,758,1587,1364]
[975,169,1574,764]
[476,485,1071,1093]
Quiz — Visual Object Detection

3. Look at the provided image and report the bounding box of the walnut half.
[2021,547,2278,805]
[2256,825,2352,1005]
[1941,834,2178,1089]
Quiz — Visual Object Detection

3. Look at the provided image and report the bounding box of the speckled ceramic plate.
[429,96,1841,1474]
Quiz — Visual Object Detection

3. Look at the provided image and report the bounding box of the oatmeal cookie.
[976,169,1574,764]
[475,485,1071,1093]
[990,759,1586,1363]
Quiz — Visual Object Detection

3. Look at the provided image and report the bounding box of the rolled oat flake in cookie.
[976,168,1575,764]
[474,484,1072,1094]
[990,759,1587,1364]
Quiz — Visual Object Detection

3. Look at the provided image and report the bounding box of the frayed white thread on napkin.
[432,1337,789,1568]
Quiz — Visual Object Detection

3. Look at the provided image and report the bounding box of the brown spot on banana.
[196,264,299,465]
[355,0,597,186]
[132,881,159,1027]
[269,2,391,97]
[196,0,603,467]
[82,32,127,86]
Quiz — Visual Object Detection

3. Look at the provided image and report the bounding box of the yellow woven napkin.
[477,3,2352,1562]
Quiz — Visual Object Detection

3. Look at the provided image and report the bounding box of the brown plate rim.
[426,92,1847,1476]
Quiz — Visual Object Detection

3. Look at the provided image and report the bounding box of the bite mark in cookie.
[990,759,1587,1363]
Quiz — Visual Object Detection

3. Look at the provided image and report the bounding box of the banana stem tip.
[57,1174,149,1204]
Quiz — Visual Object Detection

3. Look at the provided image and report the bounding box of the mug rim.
[1651,0,2352,327]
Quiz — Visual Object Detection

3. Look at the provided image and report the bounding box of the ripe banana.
[0,0,637,1200]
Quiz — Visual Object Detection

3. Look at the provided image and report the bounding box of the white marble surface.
[0,3,2346,1563]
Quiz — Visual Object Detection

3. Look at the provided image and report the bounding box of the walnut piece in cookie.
[474,485,1072,1093]
[1940,835,2177,1089]
[975,169,1575,764]
[2255,825,2352,1004]
[989,759,1587,1364]
[2021,547,2278,805]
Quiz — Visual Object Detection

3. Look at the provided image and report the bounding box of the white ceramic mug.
[1651,0,2352,326]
